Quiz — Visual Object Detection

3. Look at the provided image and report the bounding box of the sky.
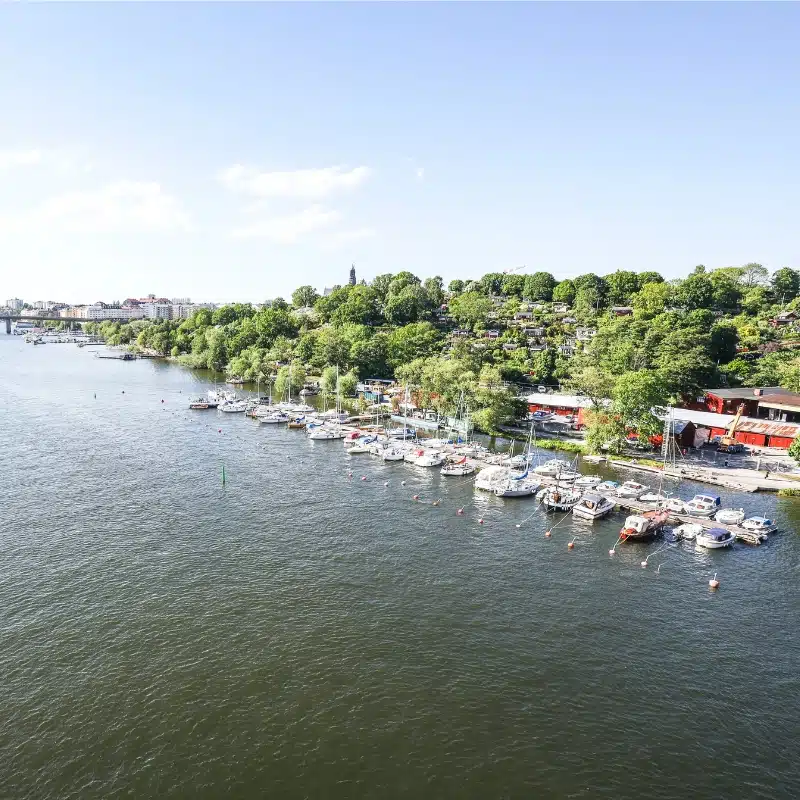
[1,2,799,304]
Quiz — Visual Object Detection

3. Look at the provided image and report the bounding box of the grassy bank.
[777,488,800,497]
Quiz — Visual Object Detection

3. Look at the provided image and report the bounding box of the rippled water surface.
[1,336,799,799]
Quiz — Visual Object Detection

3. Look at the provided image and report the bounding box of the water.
[1,336,799,799]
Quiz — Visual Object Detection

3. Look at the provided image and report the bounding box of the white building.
[171,297,191,305]
[6,298,23,310]
[83,305,145,320]
[141,302,172,320]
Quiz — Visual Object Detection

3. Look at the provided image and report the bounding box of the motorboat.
[616,481,649,499]
[696,527,735,549]
[556,469,581,483]
[219,400,248,413]
[741,516,777,535]
[684,495,721,518]
[662,497,686,514]
[533,459,570,476]
[474,465,509,492]
[539,486,582,512]
[619,509,669,542]
[308,424,345,440]
[715,508,746,526]
[189,399,214,410]
[259,410,290,424]
[441,457,475,476]
[572,493,615,520]
[507,454,532,468]
[673,523,703,541]
[381,447,405,462]
[574,475,602,488]
[319,409,350,423]
[346,436,377,454]
[405,448,445,467]
[291,403,314,413]
[388,427,416,439]
[287,417,307,430]
[639,491,668,504]
[596,480,619,494]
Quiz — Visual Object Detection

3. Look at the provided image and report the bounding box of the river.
[1,334,798,799]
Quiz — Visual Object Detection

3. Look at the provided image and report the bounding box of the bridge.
[1,314,134,334]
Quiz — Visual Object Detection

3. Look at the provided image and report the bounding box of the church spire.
[349,263,356,285]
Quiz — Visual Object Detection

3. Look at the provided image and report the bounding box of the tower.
[349,263,356,286]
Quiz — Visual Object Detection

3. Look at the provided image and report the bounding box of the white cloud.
[415,167,425,180]
[219,164,372,199]
[0,181,192,234]
[232,204,341,242]
[0,149,42,170]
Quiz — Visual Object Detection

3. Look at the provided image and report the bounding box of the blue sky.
[1,2,798,304]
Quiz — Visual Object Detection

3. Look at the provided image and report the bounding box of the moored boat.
[684,494,721,518]
[619,509,669,542]
[715,508,746,526]
[616,481,649,499]
[539,486,582,512]
[696,527,735,549]
[572,493,615,520]
[441,456,475,476]
[596,480,619,494]
[673,522,703,541]
[574,475,602,488]
[741,516,777,535]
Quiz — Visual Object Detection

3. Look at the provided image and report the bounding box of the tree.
[606,271,639,306]
[331,284,379,326]
[632,282,672,314]
[637,271,664,286]
[709,323,739,364]
[523,272,556,301]
[532,348,557,384]
[387,271,421,297]
[740,262,769,289]
[321,366,338,394]
[612,371,669,438]
[675,273,713,310]
[563,363,614,409]
[339,369,359,397]
[371,273,394,302]
[423,276,445,308]
[384,283,430,324]
[448,279,465,295]
[583,409,626,454]
[552,279,576,305]
[477,272,505,296]
[387,322,442,367]
[448,291,492,328]
[708,270,742,309]
[274,362,306,396]
[501,274,525,298]
[779,358,800,393]
[292,285,319,308]
[350,333,390,378]
[771,268,800,303]
[205,327,228,371]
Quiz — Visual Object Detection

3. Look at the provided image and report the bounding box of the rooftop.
[704,386,782,400]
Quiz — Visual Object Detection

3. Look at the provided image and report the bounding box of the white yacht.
[494,469,540,497]
[404,448,445,467]
[574,475,602,488]
[572,493,615,521]
[596,480,619,494]
[533,459,570,476]
[539,486,582,512]
[441,457,475,476]
[474,465,508,492]
[259,410,290,424]
[684,495,721,518]
[219,400,248,413]
[639,490,669,504]
[715,508,746,526]
[695,527,735,549]
[673,523,703,541]
[346,436,377,454]
[616,481,649,499]
[662,497,686,514]
[308,424,345,440]
[741,516,777,535]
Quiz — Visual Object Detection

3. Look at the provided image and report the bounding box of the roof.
[703,387,782,400]
[667,408,800,438]
[524,393,609,409]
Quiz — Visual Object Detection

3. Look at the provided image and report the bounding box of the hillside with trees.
[85,263,800,437]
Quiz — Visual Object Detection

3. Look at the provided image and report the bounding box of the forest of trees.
[84,263,800,439]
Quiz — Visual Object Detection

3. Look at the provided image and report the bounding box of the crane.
[718,402,746,454]
[502,264,527,275]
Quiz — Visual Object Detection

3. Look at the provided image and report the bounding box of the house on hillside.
[611,306,634,317]
[770,310,799,327]
[522,326,546,337]
[484,329,500,339]
[552,302,570,314]
[562,316,577,325]
[576,327,597,341]
[502,342,519,351]
[513,311,534,321]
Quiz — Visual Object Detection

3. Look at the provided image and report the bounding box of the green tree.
[523,272,556,301]
[675,273,714,310]
[331,284,379,326]
[606,271,639,306]
[771,268,800,303]
[552,279,576,305]
[205,328,228,371]
[448,279,465,295]
[321,366,338,394]
[563,363,614,408]
[350,333,390,378]
[740,262,769,289]
[637,271,664,286]
[291,285,320,308]
[384,283,431,324]
[387,271,421,297]
[423,276,445,308]
[339,370,359,397]
[709,323,739,364]
[477,272,505,296]
[501,274,525,297]
[788,435,800,464]
[371,273,394,302]
[387,322,442,367]
[448,291,492,328]
[612,371,669,438]
[583,409,626,454]
[632,281,672,314]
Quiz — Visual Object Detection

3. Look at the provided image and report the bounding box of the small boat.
[381,447,405,462]
[219,400,248,413]
[494,467,539,497]
[574,475,602,488]
[616,481,649,499]
[405,448,445,467]
[582,455,607,464]
[639,491,668,504]
[226,376,245,385]
[556,469,581,483]
[572,493,615,520]
[540,486,582,511]
[346,436,376,454]
[474,465,509,492]
[684,495,721,518]
[596,480,619,494]
[662,497,686,514]
[291,403,315,413]
[715,508,746,526]
[441,457,475,476]
[533,459,570,476]
[619,509,669,542]
[507,454,532,468]
[673,523,703,541]
[308,424,345,440]
[741,516,777,535]
[696,527,735,549]
[287,417,307,429]
[189,400,211,410]
[388,426,416,439]
[259,411,290,424]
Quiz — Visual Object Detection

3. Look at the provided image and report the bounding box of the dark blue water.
[1,336,798,798]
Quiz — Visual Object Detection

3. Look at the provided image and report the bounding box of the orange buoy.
[545,530,552,538]
[567,541,575,549]
[709,573,720,589]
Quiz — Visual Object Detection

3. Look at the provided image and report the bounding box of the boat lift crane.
[718,403,746,454]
